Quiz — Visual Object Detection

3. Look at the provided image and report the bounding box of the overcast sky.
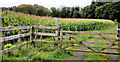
[0,0,92,9]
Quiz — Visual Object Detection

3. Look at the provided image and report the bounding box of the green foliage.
[32,49,74,60]
[59,20,113,31]
[50,7,57,17]
[50,6,81,18]
[2,4,51,16]
[1,11,114,37]
[81,2,119,20]
[2,2,119,20]
[112,2,120,21]
[3,44,74,60]
[4,44,13,49]
[2,2,120,20]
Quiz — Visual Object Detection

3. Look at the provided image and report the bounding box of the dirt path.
[65,28,118,60]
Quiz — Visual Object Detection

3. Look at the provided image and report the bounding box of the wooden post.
[117,21,120,60]
[30,19,33,44]
[35,29,37,40]
[55,19,59,48]
[40,29,43,40]
[75,26,77,35]
[0,17,4,61]
[60,29,63,49]
[75,26,77,32]
[18,19,21,50]
[117,22,120,39]
[18,19,21,43]
[40,35,42,40]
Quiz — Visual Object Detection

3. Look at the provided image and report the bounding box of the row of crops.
[1,11,114,36]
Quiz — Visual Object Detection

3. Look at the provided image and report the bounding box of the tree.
[112,2,120,22]
[56,8,60,17]
[59,7,67,18]
[50,7,56,17]
[66,7,70,18]
[2,4,51,16]
[69,7,75,18]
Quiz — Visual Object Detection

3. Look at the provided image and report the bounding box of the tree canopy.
[2,2,120,21]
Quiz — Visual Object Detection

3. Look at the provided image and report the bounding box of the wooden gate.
[60,26,120,55]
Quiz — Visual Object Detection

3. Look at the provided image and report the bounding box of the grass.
[3,44,75,60]
[3,36,75,60]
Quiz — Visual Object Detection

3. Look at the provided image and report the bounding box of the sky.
[0,0,92,9]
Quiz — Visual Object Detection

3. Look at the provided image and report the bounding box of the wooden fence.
[0,17,32,54]
[0,17,59,57]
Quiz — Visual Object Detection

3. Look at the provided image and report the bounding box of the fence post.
[30,19,33,44]
[60,29,63,49]
[117,21,120,60]
[18,19,21,50]
[75,26,77,32]
[117,22,120,39]
[0,17,4,61]
[55,19,59,48]
[75,26,77,35]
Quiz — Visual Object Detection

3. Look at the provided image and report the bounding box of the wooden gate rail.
[33,41,55,45]
[62,44,119,50]
[0,26,31,31]
[33,32,57,37]
[62,40,118,45]
[62,36,117,40]
[0,33,31,42]
[34,26,58,30]
[65,49,120,55]
[60,30,120,55]
[60,31,118,35]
